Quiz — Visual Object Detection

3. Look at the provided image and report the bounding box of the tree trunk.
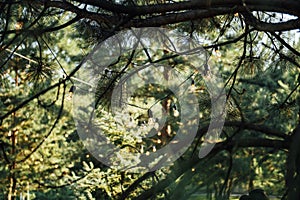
[286,124,300,199]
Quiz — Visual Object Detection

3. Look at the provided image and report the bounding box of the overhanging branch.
[243,11,300,32]
[23,0,300,32]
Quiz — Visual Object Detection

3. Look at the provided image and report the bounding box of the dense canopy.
[0,0,300,199]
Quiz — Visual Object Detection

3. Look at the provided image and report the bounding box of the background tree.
[0,0,300,199]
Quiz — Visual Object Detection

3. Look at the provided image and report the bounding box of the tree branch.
[72,0,300,16]
[25,0,300,31]
[132,137,287,199]
[224,121,287,139]
[243,11,300,32]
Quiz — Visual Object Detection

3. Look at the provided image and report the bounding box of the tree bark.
[286,125,300,199]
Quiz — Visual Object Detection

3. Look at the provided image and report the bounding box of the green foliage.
[1,1,300,199]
